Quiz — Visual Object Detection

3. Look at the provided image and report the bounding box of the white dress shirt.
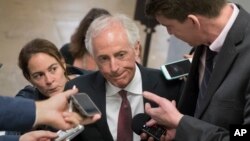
[198,3,239,85]
[106,65,144,141]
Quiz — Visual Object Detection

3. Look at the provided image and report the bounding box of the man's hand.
[19,130,57,141]
[139,91,183,141]
[143,91,183,129]
[34,88,101,130]
[63,111,101,126]
[159,129,176,141]
[35,88,78,130]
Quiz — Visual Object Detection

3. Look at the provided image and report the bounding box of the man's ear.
[187,14,201,29]
[134,41,142,64]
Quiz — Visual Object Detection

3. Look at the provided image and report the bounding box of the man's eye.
[117,52,125,59]
[99,56,108,62]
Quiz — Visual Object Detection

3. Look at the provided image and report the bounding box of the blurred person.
[64,14,184,141]
[140,0,250,141]
[18,130,57,141]
[60,8,111,71]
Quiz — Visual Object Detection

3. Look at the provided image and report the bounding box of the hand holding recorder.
[71,93,101,117]
[55,93,101,141]
[132,113,166,141]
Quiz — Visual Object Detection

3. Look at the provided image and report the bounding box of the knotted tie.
[117,90,133,141]
[195,47,217,117]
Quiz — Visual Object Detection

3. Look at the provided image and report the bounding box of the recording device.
[71,93,101,117]
[161,59,191,80]
[54,92,100,141]
[132,113,166,141]
[54,125,84,141]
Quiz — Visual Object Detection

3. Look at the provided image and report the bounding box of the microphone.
[132,113,166,141]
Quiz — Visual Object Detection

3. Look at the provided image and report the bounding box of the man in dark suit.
[141,0,250,141]
[64,14,183,141]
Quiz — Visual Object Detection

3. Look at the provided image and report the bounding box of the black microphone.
[132,113,166,141]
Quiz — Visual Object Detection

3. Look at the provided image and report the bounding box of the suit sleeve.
[0,96,36,131]
[0,135,19,141]
[175,115,229,141]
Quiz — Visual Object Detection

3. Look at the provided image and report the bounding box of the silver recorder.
[54,125,84,141]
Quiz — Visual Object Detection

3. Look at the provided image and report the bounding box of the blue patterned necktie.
[195,47,217,117]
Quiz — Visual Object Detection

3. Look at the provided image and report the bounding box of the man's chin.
[111,81,128,89]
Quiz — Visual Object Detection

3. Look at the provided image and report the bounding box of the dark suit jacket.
[176,5,250,141]
[0,96,35,141]
[65,64,184,141]
[0,96,36,141]
[0,96,35,131]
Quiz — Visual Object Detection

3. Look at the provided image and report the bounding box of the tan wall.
[0,0,136,96]
[1,0,250,97]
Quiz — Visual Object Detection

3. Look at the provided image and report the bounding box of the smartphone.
[55,125,84,141]
[71,93,101,117]
[161,59,191,80]
[132,113,166,141]
[142,124,166,141]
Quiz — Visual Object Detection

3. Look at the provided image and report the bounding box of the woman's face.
[28,53,68,97]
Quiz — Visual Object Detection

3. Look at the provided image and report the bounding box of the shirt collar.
[106,64,142,96]
[210,3,239,52]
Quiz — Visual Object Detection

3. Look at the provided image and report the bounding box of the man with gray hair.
[65,14,184,141]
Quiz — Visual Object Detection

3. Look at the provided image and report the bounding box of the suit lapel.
[139,64,159,105]
[195,6,248,117]
[196,41,237,117]
[90,72,114,141]
[178,46,203,115]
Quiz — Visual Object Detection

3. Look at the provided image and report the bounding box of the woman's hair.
[18,38,68,80]
[70,8,110,58]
